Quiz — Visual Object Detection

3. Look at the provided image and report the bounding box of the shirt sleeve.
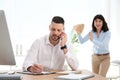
[78,33,89,44]
[92,31,111,48]
[65,43,79,70]
[22,39,40,71]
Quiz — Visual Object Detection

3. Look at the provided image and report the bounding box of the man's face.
[49,22,64,41]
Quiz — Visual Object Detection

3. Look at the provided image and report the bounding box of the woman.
[76,14,111,77]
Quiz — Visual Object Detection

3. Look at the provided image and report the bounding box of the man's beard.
[51,34,61,41]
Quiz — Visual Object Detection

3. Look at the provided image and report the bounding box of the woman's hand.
[89,32,93,41]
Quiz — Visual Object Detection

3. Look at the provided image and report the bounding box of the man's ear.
[63,26,65,30]
[49,24,51,30]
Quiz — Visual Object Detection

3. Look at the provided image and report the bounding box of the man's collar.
[46,35,51,45]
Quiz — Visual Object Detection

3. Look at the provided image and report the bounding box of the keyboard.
[0,73,21,80]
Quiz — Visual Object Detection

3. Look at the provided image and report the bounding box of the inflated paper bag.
[73,24,84,34]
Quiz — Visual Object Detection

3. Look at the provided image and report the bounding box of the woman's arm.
[78,33,89,44]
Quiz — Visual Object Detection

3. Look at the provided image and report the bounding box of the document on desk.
[55,73,94,80]
[17,71,56,75]
[56,70,81,75]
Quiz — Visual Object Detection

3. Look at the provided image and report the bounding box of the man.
[23,16,79,73]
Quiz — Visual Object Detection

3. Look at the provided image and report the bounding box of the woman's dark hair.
[92,14,109,32]
[51,16,64,25]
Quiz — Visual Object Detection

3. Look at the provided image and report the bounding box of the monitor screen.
[0,10,16,65]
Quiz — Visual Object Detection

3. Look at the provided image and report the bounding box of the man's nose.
[54,30,58,34]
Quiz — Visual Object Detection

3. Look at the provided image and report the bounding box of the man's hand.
[27,64,43,73]
[60,32,67,46]
[60,32,68,54]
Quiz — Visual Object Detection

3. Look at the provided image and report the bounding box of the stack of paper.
[55,73,94,80]
[56,70,81,75]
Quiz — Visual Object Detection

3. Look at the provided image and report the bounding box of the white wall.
[110,0,120,60]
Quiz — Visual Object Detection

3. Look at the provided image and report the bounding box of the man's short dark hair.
[52,16,64,25]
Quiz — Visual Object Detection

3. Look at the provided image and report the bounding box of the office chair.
[107,60,120,80]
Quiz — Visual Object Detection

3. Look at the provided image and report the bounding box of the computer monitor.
[0,10,16,65]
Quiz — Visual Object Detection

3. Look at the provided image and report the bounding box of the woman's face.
[94,18,103,31]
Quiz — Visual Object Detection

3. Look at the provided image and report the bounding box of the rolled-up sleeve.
[65,43,79,70]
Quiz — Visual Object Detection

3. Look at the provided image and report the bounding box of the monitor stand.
[0,65,17,74]
[0,65,21,80]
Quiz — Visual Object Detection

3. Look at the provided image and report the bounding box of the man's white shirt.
[23,35,79,71]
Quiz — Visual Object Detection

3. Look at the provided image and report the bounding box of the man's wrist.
[61,45,67,50]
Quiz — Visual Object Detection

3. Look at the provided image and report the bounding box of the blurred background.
[0,0,120,77]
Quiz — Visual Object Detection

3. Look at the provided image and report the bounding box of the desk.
[21,70,106,80]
